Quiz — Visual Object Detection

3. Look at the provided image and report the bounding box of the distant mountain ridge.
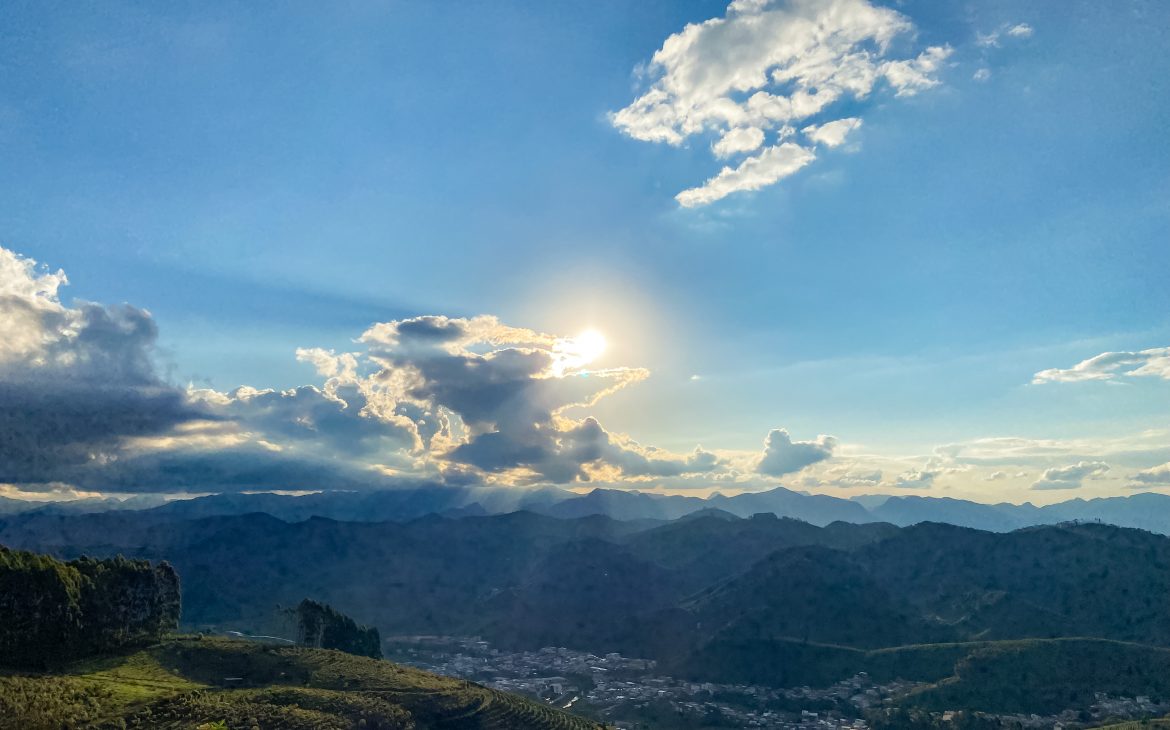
[5,508,1170,695]
[15,484,1170,534]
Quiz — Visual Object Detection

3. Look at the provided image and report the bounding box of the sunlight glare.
[553,329,608,374]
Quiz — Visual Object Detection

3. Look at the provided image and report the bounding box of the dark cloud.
[205,384,418,456]
[0,249,206,485]
[362,319,664,483]
[0,381,201,484]
[71,445,400,493]
[0,248,728,493]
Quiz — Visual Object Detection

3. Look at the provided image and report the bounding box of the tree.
[291,598,382,659]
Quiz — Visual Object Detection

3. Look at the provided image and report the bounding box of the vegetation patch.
[0,637,602,730]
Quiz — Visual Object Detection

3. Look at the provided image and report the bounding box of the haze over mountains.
[6,485,1170,534]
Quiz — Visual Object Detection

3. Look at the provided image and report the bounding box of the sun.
[573,329,607,364]
[553,329,608,374]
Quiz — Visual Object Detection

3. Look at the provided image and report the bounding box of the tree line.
[291,598,382,659]
[0,545,180,668]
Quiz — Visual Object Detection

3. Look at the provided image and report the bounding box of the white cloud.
[810,465,882,488]
[977,22,1034,48]
[802,118,862,148]
[612,0,951,206]
[1130,462,1170,486]
[891,468,939,489]
[1032,461,1110,490]
[676,142,816,207]
[1032,347,1170,384]
[934,431,1170,470]
[973,68,991,82]
[756,428,836,476]
[1007,23,1034,38]
[880,45,951,97]
[712,126,766,158]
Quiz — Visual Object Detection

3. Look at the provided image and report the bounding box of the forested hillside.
[4,510,1170,695]
[0,546,179,667]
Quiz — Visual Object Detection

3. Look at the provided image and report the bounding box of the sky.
[1,0,1168,504]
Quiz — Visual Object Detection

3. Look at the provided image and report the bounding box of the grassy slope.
[0,636,602,730]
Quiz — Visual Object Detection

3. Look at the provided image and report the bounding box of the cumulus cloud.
[712,126,766,158]
[195,384,420,456]
[891,468,939,489]
[1032,347,1170,384]
[1031,461,1110,490]
[0,247,205,485]
[1129,462,1170,487]
[612,0,951,206]
[540,418,723,482]
[0,247,737,493]
[756,428,836,476]
[802,118,862,148]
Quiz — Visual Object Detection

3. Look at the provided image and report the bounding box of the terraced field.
[0,637,604,730]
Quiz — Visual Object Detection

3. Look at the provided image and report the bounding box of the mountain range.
[4,504,1170,697]
[9,485,1170,534]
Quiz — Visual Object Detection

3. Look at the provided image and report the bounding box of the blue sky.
[1,0,1168,502]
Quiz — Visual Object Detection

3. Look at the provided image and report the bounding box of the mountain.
[867,492,1170,534]
[475,537,690,651]
[868,496,1035,532]
[684,544,948,649]
[0,509,893,650]
[1038,492,1170,534]
[622,513,897,593]
[536,488,709,521]
[0,494,167,516]
[6,508,1170,681]
[853,521,1170,645]
[901,638,1170,716]
[659,521,1170,690]
[8,487,1170,535]
[710,486,874,524]
[144,485,573,523]
[8,502,1170,723]
[535,485,875,525]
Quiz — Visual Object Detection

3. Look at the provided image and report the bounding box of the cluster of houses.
[385,636,1169,730]
[387,638,910,728]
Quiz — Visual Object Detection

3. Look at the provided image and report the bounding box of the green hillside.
[902,638,1170,715]
[677,636,1170,716]
[0,636,604,730]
